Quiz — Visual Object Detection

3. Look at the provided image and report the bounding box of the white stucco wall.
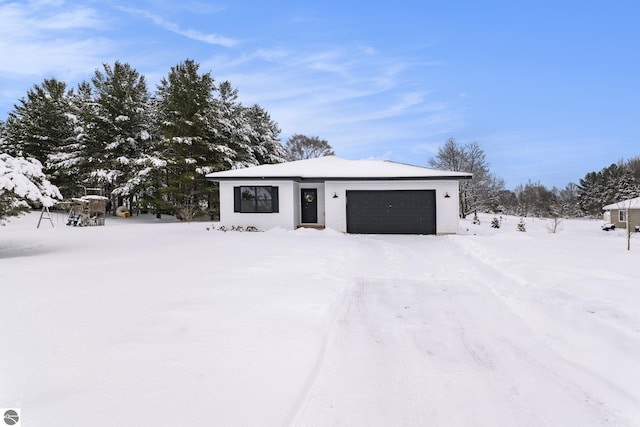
[218,179,462,234]
[218,180,296,230]
[324,180,461,234]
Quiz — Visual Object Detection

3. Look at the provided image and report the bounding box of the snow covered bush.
[491,217,501,228]
[214,225,259,232]
[517,218,526,232]
[0,153,62,223]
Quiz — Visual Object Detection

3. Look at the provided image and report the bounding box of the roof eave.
[206,175,473,182]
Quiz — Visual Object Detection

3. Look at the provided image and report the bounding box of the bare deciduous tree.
[428,137,504,217]
[546,217,563,233]
[284,134,334,161]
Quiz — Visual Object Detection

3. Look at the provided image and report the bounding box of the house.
[206,156,472,235]
[603,196,640,231]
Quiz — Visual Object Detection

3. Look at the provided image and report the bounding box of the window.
[234,186,279,213]
[619,210,627,222]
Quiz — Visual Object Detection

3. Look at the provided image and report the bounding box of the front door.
[301,189,318,223]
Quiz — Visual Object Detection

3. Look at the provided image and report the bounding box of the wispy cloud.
[202,44,459,162]
[132,0,226,15]
[179,1,226,15]
[120,7,238,47]
[0,1,110,77]
[0,2,103,36]
[0,37,112,75]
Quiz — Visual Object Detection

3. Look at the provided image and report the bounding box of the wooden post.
[37,206,55,228]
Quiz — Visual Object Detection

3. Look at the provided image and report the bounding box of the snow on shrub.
[0,153,62,222]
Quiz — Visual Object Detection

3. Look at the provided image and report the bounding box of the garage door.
[346,190,436,234]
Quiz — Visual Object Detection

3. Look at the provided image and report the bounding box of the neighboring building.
[603,196,640,231]
[206,156,472,235]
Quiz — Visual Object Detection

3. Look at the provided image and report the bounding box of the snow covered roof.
[603,196,640,210]
[206,156,472,181]
[71,195,109,203]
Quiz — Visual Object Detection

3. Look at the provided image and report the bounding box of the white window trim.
[619,210,627,222]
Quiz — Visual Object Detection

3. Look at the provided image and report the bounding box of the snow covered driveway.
[294,232,640,426]
[1,213,639,426]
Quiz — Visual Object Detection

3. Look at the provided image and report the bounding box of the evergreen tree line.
[0,59,287,219]
[429,138,640,218]
[575,159,640,216]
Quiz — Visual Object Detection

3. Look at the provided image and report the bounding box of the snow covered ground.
[1,211,639,426]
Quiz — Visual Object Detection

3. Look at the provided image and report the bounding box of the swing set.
[37,188,109,228]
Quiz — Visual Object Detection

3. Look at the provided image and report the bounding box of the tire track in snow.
[284,261,360,427]
[292,234,636,426]
[447,236,634,426]
[290,237,435,426]
[401,240,555,426]
[292,235,533,426]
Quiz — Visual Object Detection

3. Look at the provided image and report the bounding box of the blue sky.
[1,0,638,189]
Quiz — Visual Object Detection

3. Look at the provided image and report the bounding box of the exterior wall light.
[444,192,451,198]
[333,193,339,199]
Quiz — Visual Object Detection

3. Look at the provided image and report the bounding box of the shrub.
[546,217,563,234]
[472,211,480,225]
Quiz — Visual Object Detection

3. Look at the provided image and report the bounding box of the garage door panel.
[346,190,436,234]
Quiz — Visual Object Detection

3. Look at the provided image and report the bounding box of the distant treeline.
[428,138,640,218]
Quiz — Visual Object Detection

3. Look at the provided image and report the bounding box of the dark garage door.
[346,190,436,234]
